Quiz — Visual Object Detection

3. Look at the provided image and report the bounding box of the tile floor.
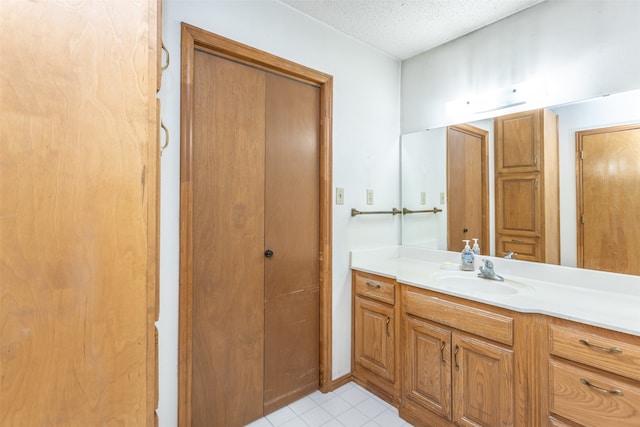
[245,382,413,427]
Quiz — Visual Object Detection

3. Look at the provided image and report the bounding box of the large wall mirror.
[401,88,640,274]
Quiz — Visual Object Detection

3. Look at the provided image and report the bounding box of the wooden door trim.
[178,23,333,426]
[575,123,640,269]
[446,123,490,254]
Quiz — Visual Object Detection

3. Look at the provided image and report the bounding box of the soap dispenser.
[472,238,481,255]
[461,240,475,271]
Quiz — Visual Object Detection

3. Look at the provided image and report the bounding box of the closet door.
[1,1,158,425]
[264,74,320,412]
[191,51,266,426]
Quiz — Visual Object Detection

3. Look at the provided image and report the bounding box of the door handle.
[264,249,274,258]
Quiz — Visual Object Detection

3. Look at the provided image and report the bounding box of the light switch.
[366,189,374,205]
[336,187,344,205]
[420,191,426,205]
[440,192,445,204]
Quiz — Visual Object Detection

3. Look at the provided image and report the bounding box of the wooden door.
[190,52,266,426]
[354,297,395,383]
[452,333,514,427]
[403,315,452,421]
[577,124,640,275]
[264,73,320,412]
[1,1,158,425]
[180,24,333,427]
[447,124,489,254]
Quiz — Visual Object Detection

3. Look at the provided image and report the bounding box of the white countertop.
[351,246,640,337]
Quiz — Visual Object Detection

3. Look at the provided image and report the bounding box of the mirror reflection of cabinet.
[494,109,559,263]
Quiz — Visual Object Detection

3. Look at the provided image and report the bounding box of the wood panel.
[452,333,514,427]
[495,173,541,236]
[179,24,334,426]
[495,110,540,173]
[354,297,395,382]
[403,315,452,421]
[403,288,514,346]
[264,73,320,412]
[447,124,490,254]
[191,52,266,426]
[577,124,640,275]
[0,1,157,425]
[550,359,640,427]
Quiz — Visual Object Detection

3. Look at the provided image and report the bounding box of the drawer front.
[549,359,640,427]
[403,288,513,346]
[354,272,395,305]
[496,235,540,262]
[550,324,640,381]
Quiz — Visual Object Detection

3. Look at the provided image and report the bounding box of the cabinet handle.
[454,345,460,371]
[161,42,170,71]
[160,120,169,154]
[440,341,446,365]
[580,378,624,396]
[365,281,381,289]
[386,316,391,337]
[579,339,622,354]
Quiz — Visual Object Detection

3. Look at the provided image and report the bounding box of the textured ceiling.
[279,0,545,60]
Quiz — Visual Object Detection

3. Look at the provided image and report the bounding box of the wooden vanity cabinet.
[352,271,399,404]
[400,286,519,427]
[547,319,640,427]
[494,109,559,263]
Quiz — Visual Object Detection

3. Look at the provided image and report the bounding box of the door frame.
[446,123,490,255]
[178,23,333,426]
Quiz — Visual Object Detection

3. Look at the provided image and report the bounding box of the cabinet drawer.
[549,359,640,427]
[403,288,513,346]
[354,272,395,305]
[496,235,540,262]
[550,324,640,381]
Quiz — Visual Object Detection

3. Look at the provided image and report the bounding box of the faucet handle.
[504,252,517,259]
[482,259,493,269]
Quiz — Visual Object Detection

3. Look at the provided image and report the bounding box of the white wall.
[402,0,640,132]
[157,1,400,425]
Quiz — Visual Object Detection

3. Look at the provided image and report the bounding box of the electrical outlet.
[420,191,426,205]
[366,189,374,205]
[336,187,344,205]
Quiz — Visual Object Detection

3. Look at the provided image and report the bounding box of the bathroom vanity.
[350,247,640,427]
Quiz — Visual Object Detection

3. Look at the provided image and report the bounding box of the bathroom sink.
[432,274,525,296]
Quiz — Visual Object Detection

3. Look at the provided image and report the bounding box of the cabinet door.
[403,315,452,421]
[453,333,514,427]
[1,1,157,425]
[495,110,541,174]
[495,173,541,236]
[354,296,395,382]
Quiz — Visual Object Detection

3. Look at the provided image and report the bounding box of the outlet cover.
[366,189,374,205]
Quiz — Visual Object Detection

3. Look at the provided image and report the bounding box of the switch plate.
[440,192,445,204]
[336,187,344,205]
[420,191,426,205]
[366,189,374,205]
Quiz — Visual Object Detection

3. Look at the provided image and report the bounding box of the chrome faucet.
[477,259,504,281]
[504,252,517,260]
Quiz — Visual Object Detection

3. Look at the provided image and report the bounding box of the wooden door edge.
[177,23,334,425]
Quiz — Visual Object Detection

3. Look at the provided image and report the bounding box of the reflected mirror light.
[445,78,550,122]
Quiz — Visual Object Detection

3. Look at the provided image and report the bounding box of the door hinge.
[581,214,585,224]
[580,150,584,160]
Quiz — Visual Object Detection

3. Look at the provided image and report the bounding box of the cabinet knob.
[264,249,274,258]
